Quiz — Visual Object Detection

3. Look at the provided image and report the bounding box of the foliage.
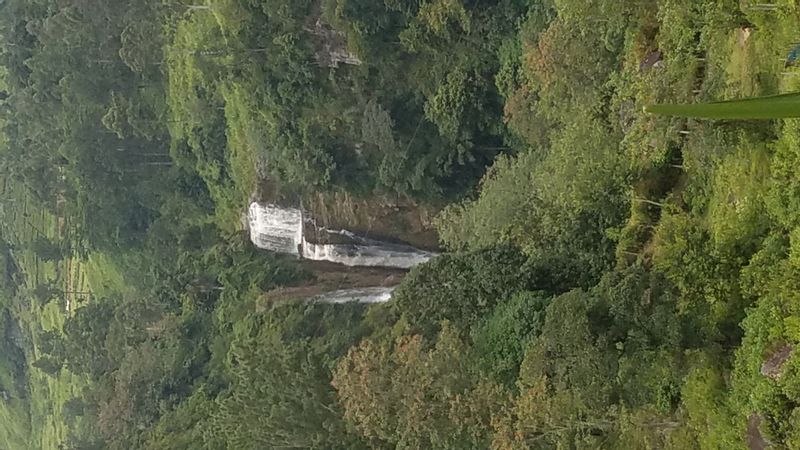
[471,291,549,386]
[437,113,630,286]
[208,309,367,450]
[392,245,559,335]
[333,322,507,449]
[2,0,800,448]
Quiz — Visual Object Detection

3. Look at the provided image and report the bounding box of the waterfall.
[247,203,304,255]
[301,238,434,269]
[312,287,395,304]
[248,202,436,269]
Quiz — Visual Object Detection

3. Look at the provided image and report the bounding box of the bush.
[471,291,549,385]
[393,245,543,335]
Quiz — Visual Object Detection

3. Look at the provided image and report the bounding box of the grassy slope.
[613,1,800,261]
[0,184,96,449]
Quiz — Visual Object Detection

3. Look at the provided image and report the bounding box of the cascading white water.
[247,203,304,255]
[312,287,395,304]
[301,240,434,269]
[248,202,436,269]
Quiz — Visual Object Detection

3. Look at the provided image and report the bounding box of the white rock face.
[247,203,304,255]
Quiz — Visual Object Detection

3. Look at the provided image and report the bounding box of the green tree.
[333,323,507,449]
[208,311,367,450]
[62,397,86,421]
[437,115,629,286]
[30,237,63,262]
[37,329,64,357]
[393,245,553,334]
[471,291,549,385]
[33,356,63,376]
[423,67,472,140]
[62,299,117,378]
[31,282,61,306]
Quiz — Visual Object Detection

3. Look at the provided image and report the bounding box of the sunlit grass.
[85,252,129,298]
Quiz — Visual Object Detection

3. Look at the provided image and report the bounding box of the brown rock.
[640,51,663,72]
[761,344,793,380]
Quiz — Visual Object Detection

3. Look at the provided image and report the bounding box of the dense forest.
[1,0,800,448]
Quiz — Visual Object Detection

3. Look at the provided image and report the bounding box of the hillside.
[2,0,800,448]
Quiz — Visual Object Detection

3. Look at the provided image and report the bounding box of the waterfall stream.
[248,202,436,270]
[248,202,436,304]
[311,287,396,304]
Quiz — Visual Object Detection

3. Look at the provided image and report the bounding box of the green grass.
[0,394,31,450]
[608,1,800,267]
[85,252,129,298]
[0,182,97,449]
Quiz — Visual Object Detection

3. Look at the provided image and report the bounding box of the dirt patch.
[737,27,752,50]
[747,413,771,450]
[640,50,663,73]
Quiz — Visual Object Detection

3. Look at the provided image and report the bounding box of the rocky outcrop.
[640,50,663,73]
[304,18,362,68]
[761,344,793,380]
